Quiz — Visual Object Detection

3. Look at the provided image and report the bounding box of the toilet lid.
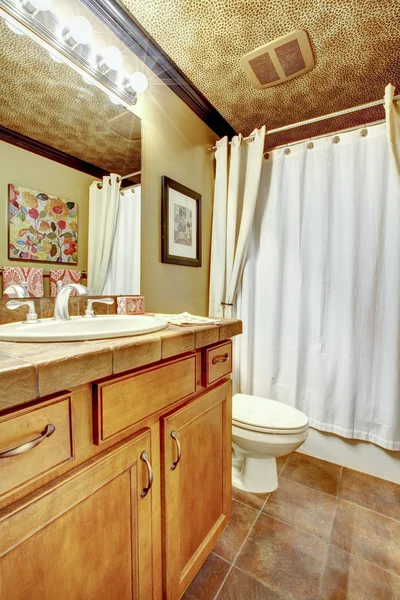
[233,394,308,433]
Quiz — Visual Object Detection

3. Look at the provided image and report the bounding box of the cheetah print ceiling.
[120,0,400,148]
[0,18,141,175]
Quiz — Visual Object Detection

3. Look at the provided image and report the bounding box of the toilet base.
[232,456,278,493]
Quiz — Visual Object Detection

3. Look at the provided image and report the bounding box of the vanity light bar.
[0,0,138,109]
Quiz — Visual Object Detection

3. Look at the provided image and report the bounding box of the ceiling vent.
[240,30,314,89]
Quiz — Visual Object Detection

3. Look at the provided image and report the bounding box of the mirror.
[0,13,142,300]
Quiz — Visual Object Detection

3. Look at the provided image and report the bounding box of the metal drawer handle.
[212,353,229,365]
[140,451,153,498]
[0,424,56,459]
[171,430,182,470]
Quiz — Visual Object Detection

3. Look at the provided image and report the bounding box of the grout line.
[338,496,400,524]
[259,512,331,543]
[317,467,343,599]
[278,474,342,499]
[328,543,400,579]
[214,491,268,600]
[279,472,400,523]
[277,454,290,476]
[210,551,232,566]
[231,497,265,513]
[234,565,292,600]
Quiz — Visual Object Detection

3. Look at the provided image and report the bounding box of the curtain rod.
[264,118,385,154]
[209,94,400,151]
[119,170,141,181]
[97,170,141,189]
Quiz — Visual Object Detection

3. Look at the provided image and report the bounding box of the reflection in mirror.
[0,14,142,304]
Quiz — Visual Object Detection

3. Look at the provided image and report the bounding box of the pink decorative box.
[117,296,145,315]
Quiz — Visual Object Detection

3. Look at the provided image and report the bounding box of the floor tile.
[213,501,259,563]
[281,453,342,496]
[276,454,290,475]
[331,499,400,575]
[320,546,400,600]
[236,513,328,600]
[263,477,337,539]
[182,553,230,600]
[339,467,400,521]
[232,486,269,511]
[218,567,286,600]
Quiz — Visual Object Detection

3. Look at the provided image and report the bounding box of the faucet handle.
[7,300,40,323]
[84,298,114,318]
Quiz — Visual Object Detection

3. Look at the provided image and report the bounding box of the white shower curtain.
[103,185,141,295]
[88,174,121,295]
[209,127,265,318]
[385,83,400,185]
[237,123,400,450]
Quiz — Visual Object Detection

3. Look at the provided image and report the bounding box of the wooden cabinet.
[161,380,232,599]
[0,429,154,600]
[202,341,232,387]
[0,344,234,600]
[0,393,73,498]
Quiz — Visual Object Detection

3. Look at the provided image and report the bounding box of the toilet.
[232,394,309,493]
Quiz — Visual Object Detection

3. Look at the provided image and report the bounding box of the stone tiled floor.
[183,453,400,600]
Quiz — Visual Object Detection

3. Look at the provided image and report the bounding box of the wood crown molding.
[0,125,108,179]
[80,0,236,139]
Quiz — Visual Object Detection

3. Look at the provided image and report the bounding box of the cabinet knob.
[171,430,182,470]
[140,451,153,498]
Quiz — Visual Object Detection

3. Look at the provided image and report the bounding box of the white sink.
[0,315,169,342]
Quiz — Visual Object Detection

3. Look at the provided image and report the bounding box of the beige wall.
[0,141,93,294]
[136,85,217,315]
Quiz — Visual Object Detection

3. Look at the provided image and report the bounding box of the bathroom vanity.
[0,319,241,599]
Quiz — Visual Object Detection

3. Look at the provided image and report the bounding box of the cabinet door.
[0,429,154,600]
[162,380,232,599]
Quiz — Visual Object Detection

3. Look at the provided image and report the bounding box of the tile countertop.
[0,319,242,412]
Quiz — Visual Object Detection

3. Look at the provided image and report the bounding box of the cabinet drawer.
[0,395,73,497]
[93,355,196,444]
[202,341,232,387]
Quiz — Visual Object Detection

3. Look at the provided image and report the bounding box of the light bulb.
[128,72,148,94]
[6,21,24,35]
[99,46,123,71]
[64,16,93,45]
[23,0,53,10]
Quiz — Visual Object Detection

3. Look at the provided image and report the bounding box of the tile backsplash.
[0,296,145,324]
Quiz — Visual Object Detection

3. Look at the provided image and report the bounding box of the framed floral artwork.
[8,184,78,264]
[161,176,201,267]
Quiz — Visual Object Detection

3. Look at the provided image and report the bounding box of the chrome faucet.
[53,284,90,321]
[4,282,29,298]
[83,297,114,318]
[7,300,40,323]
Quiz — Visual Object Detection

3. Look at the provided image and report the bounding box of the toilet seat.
[233,394,309,435]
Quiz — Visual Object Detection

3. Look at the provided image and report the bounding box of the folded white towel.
[155,311,221,326]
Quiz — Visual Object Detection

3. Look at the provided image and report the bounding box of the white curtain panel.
[209,137,228,318]
[87,174,121,295]
[237,123,400,450]
[384,83,400,185]
[103,186,141,296]
[209,127,265,318]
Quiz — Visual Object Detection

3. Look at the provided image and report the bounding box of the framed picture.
[161,176,201,267]
[8,184,78,264]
